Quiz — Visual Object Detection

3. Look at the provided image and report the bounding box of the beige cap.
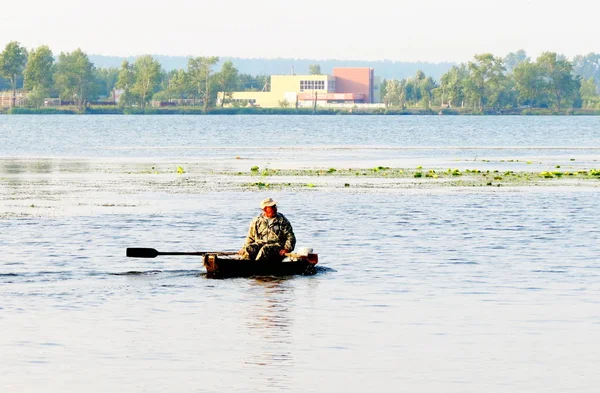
[260,197,277,209]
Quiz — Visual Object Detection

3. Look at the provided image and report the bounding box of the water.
[1,115,600,392]
[2,115,600,158]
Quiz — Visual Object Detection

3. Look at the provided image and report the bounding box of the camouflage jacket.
[244,213,296,251]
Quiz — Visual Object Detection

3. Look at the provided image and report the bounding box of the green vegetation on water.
[232,165,600,189]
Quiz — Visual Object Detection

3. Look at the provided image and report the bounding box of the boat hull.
[203,254,317,278]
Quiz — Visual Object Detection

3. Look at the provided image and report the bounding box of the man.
[239,197,296,261]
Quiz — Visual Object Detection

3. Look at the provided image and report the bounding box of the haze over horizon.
[1,0,597,63]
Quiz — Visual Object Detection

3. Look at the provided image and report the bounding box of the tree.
[572,53,600,93]
[188,56,219,112]
[383,79,401,107]
[536,52,580,111]
[580,77,598,98]
[309,64,321,75]
[580,77,599,108]
[23,45,54,92]
[25,86,47,109]
[53,49,95,111]
[216,61,238,107]
[418,76,436,109]
[94,67,119,100]
[439,65,468,108]
[115,60,136,106]
[513,61,544,108]
[495,74,517,110]
[504,50,529,73]
[0,77,8,91]
[22,45,54,108]
[167,69,191,103]
[237,73,261,91]
[403,78,419,104]
[467,53,506,110]
[0,41,28,107]
[380,78,387,103]
[400,70,428,107]
[131,55,162,108]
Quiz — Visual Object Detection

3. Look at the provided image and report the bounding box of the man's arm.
[280,217,296,252]
[243,218,257,247]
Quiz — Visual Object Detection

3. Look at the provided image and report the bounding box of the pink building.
[295,67,378,106]
[332,67,375,103]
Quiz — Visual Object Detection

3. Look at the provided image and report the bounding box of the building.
[331,67,375,103]
[217,67,382,108]
[0,91,27,107]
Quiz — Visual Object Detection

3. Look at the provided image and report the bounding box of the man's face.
[263,206,277,218]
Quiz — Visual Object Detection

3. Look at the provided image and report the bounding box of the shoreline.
[2,106,600,116]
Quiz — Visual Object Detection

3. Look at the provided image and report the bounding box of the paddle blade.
[126,248,159,258]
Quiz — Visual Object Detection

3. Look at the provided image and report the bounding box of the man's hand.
[279,249,289,256]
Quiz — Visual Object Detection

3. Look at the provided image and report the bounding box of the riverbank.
[2,106,600,115]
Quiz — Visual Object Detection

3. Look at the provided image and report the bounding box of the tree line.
[0,41,267,111]
[1,41,600,112]
[381,51,600,112]
[88,54,456,81]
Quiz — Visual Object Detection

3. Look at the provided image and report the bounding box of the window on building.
[299,79,326,92]
[328,80,336,92]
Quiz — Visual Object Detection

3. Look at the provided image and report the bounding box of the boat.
[203,253,318,278]
[126,247,318,278]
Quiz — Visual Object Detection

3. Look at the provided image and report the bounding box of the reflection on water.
[0,159,93,217]
[0,158,91,174]
[244,278,294,390]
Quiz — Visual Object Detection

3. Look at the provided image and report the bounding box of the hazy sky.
[0,0,597,62]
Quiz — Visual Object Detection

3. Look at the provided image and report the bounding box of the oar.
[126,248,238,258]
[126,247,318,264]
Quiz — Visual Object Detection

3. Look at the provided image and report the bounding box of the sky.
[0,0,597,63]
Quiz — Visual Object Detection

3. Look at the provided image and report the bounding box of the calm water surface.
[1,116,600,392]
[2,114,600,158]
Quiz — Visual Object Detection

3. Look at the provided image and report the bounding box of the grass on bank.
[3,106,600,115]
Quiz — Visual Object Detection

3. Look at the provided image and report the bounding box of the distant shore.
[2,106,600,116]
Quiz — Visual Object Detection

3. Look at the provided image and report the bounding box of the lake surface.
[1,115,600,392]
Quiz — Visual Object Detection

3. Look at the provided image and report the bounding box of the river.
[1,115,599,393]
